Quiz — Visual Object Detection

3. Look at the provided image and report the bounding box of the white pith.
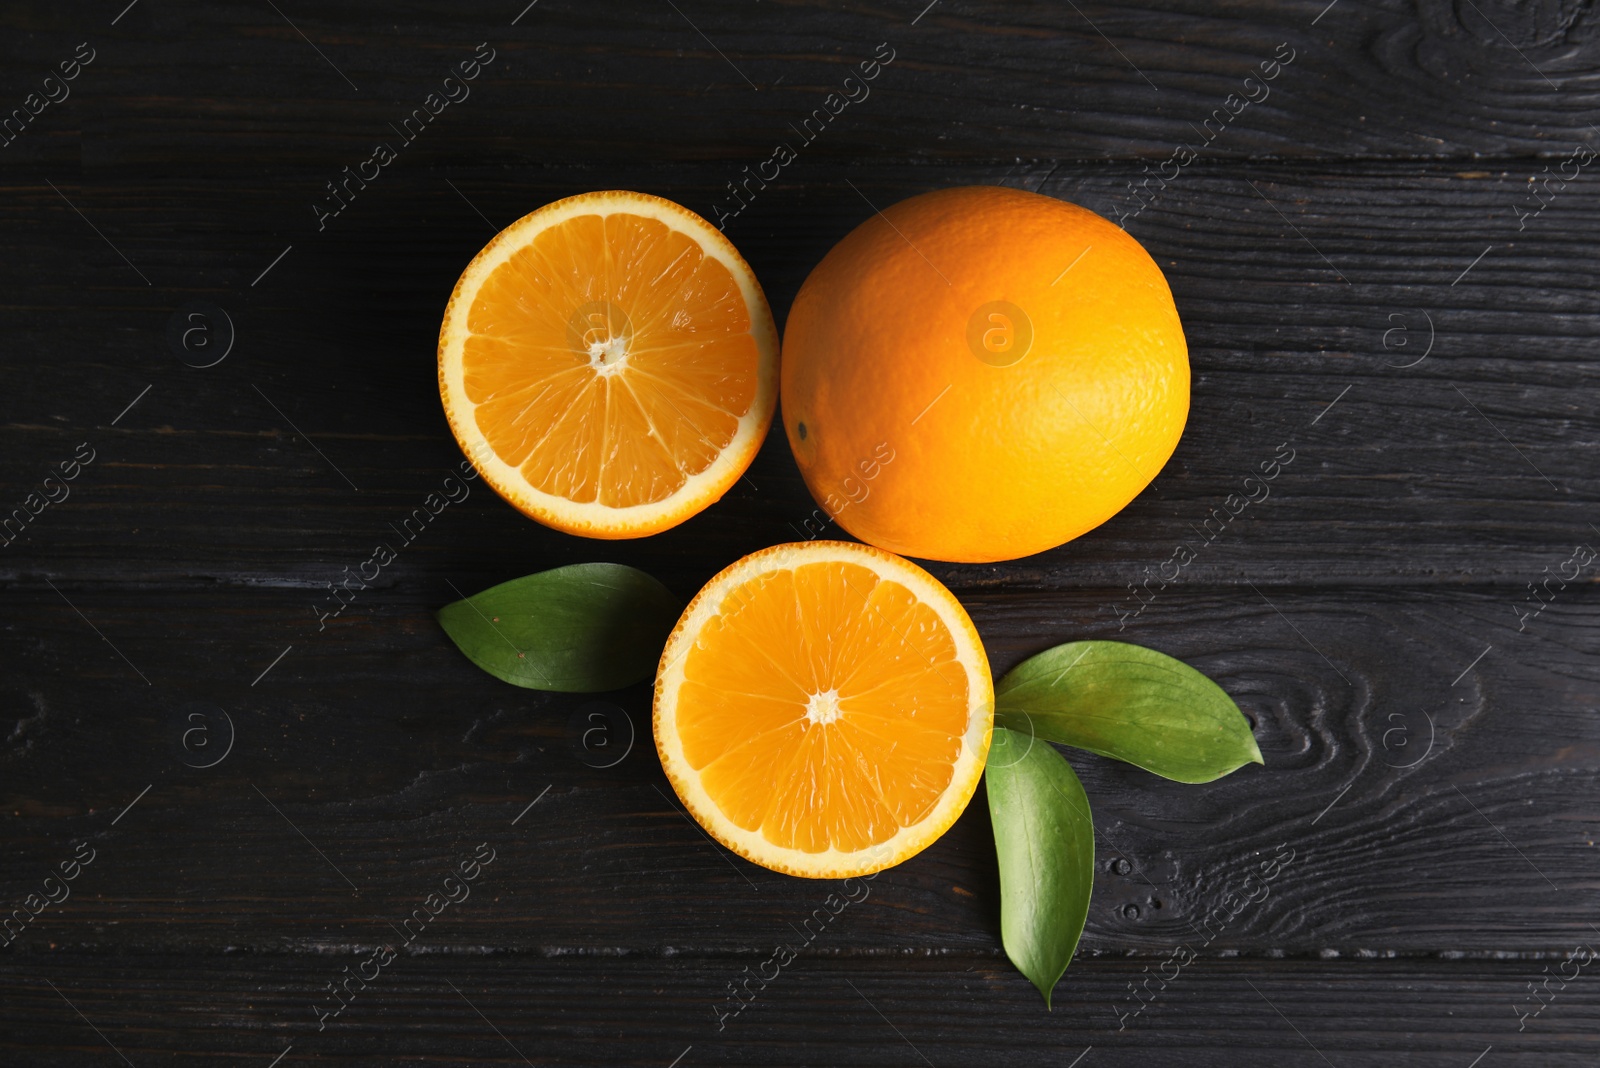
[586,336,630,375]
[804,689,842,726]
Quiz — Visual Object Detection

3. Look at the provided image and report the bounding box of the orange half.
[654,541,993,878]
[438,190,779,538]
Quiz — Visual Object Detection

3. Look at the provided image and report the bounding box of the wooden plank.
[5,0,1598,1063]
[0,163,1595,588]
[0,953,1588,1065]
[1,583,1594,955]
[6,1,1600,168]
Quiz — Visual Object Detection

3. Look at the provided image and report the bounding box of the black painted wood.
[1,955,1592,1066]
[1,163,1597,591]
[9,0,1600,168]
[3,583,1596,958]
[3,0,1598,1064]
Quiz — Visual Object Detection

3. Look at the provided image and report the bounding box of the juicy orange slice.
[438,191,779,538]
[655,541,993,878]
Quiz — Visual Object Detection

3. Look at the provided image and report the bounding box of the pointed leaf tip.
[994,640,1262,784]
[437,562,681,692]
[986,726,1093,1009]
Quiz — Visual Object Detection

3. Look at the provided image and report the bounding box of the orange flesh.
[676,560,973,854]
[461,211,760,508]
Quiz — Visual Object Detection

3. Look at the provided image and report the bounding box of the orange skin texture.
[781,185,1189,563]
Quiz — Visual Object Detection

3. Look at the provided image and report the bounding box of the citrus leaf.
[437,563,681,692]
[994,640,1262,784]
[986,726,1094,1008]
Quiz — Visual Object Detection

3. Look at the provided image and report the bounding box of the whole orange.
[781,185,1188,563]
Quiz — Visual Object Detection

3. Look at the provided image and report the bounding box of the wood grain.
[0,954,1590,1065]
[2,584,1594,956]
[6,0,1600,169]
[4,0,1598,1062]
[0,163,1597,590]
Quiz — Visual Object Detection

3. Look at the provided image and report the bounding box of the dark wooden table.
[3,1,1598,1064]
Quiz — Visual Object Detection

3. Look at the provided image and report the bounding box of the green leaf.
[437,563,682,692]
[994,640,1263,784]
[986,726,1094,1008]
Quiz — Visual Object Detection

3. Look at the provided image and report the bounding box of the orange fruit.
[439,190,779,538]
[654,540,993,878]
[782,185,1189,563]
